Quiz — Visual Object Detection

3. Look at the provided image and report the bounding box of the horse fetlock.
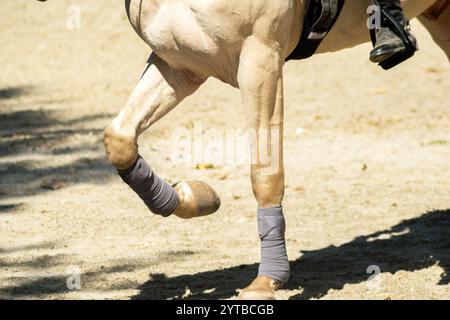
[118,156,179,217]
[257,206,290,284]
[104,125,138,170]
[238,276,280,300]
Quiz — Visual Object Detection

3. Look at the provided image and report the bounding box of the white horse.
[40,0,449,299]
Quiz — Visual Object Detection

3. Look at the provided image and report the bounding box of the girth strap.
[287,0,345,60]
[310,0,339,38]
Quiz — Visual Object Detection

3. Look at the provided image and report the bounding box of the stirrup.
[370,9,418,70]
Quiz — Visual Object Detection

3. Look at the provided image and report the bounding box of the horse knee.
[103,124,138,170]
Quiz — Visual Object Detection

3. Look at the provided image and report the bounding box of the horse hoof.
[172,181,221,219]
[237,276,280,300]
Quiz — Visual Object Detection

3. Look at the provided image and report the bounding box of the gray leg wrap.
[257,206,290,284]
[118,156,179,217]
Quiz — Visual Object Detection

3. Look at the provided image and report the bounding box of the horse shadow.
[0,85,115,202]
[132,209,450,300]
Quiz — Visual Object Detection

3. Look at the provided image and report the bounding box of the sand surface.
[0,0,449,300]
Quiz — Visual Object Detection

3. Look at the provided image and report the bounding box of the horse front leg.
[104,53,220,219]
[237,37,289,300]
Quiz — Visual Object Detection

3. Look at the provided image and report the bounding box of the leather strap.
[287,0,345,61]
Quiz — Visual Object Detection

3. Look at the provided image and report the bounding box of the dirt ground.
[0,0,449,300]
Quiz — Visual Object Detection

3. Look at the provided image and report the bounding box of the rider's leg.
[370,0,418,63]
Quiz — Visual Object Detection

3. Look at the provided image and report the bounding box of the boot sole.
[370,46,404,63]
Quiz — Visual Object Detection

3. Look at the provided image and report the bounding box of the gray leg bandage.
[118,156,179,217]
[258,206,290,284]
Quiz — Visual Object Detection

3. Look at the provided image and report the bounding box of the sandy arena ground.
[0,0,449,300]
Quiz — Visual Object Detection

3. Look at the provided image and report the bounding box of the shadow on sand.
[0,86,115,202]
[131,209,449,300]
[2,209,447,299]
[1,87,448,300]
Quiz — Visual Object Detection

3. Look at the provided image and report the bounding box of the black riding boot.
[369,0,418,64]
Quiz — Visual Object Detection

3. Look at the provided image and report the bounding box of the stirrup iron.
[370,8,418,70]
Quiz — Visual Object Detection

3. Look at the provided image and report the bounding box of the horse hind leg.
[418,2,450,60]
[104,53,220,219]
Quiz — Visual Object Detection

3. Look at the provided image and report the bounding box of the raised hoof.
[172,181,221,219]
[237,276,281,300]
